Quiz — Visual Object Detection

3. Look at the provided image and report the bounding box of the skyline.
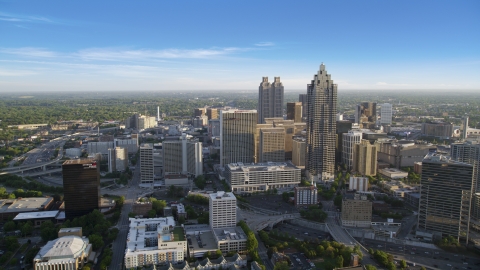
[1,0,479,92]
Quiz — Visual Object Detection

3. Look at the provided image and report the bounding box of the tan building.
[341,198,372,227]
[220,110,257,166]
[132,201,153,216]
[195,108,206,117]
[292,136,306,168]
[259,118,305,162]
[258,77,284,124]
[353,140,377,176]
[207,108,219,120]
[376,139,435,168]
[287,102,302,123]
[259,128,285,162]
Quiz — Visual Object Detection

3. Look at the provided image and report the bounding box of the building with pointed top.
[306,64,337,181]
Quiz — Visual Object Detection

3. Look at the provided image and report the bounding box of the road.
[109,164,140,270]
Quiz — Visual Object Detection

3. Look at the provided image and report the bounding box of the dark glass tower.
[62,159,100,220]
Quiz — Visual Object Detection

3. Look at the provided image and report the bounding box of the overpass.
[1,155,64,174]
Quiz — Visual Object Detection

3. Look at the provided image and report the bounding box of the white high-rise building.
[209,191,237,229]
[342,130,363,171]
[140,144,154,185]
[306,64,337,181]
[163,133,203,177]
[220,110,257,166]
[115,147,128,171]
[380,103,393,125]
[258,77,284,124]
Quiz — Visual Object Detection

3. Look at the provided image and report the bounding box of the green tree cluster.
[186,194,209,205]
[237,221,264,268]
[0,175,63,194]
[194,175,207,189]
[299,205,327,222]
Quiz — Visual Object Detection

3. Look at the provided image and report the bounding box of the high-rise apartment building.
[341,197,372,228]
[62,159,100,220]
[207,107,219,120]
[220,110,257,166]
[355,102,377,128]
[107,147,128,172]
[126,114,156,130]
[140,144,154,185]
[258,77,284,124]
[299,94,307,122]
[259,128,285,163]
[353,140,377,176]
[287,102,302,123]
[380,103,393,125]
[450,140,480,220]
[342,130,362,171]
[336,120,353,164]
[417,152,474,242]
[306,64,337,181]
[209,191,237,229]
[163,133,203,177]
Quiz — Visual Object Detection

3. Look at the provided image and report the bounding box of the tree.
[365,265,377,270]
[267,246,278,259]
[335,255,344,268]
[386,262,396,270]
[152,200,167,214]
[21,221,33,236]
[147,209,156,218]
[216,249,222,258]
[88,234,104,250]
[40,220,57,242]
[273,261,289,270]
[420,267,426,270]
[3,220,16,232]
[4,236,20,250]
[399,260,407,269]
[334,194,343,208]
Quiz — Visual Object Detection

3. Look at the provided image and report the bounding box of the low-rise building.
[225,162,301,193]
[0,197,54,222]
[341,198,372,228]
[378,168,409,180]
[124,217,187,268]
[132,201,153,217]
[33,228,92,270]
[294,186,318,206]
[164,174,189,186]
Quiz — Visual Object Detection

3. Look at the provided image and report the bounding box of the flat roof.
[63,158,96,165]
[208,192,236,201]
[0,197,54,214]
[14,210,59,220]
[213,227,247,242]
[227,161,299,172]
[186,230,218,255]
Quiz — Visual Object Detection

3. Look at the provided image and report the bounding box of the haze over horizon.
[1,0,479,92]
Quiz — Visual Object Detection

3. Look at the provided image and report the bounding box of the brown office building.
[62,159,100,220]
[286,102,302,123]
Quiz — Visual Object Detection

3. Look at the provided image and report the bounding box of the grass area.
[173,227,185,241]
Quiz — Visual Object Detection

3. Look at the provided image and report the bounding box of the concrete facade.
[286,102,302,123]
[342,130,362,171]
[220,110,257,166]
[353,140,377,176]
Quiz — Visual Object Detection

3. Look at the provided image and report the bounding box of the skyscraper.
[62,159,100,220]
[258,77,284,124]
[259,128,285,163]
[140,144,154,185]
[353,140,377,176]
[287,102,303,123]
[163,133,203,177]
[220,110,257,166]
[417,152,474,243]
[306,64,337,181]
[342,130,362,171]
[380,103,393,125]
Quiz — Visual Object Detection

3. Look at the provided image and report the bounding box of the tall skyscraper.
[140,144,154,185]
[163,133,203,177]
[258,77,284,124]
[417,152,474,243]
[62,159,100,220]
[306,64,337,181]
[380,103,393,125]
[287,102,303,123]
[220,110,257,166]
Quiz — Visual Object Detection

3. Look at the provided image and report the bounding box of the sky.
[0,0,479,92]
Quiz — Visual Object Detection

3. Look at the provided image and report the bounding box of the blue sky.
[0,0,479,92]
